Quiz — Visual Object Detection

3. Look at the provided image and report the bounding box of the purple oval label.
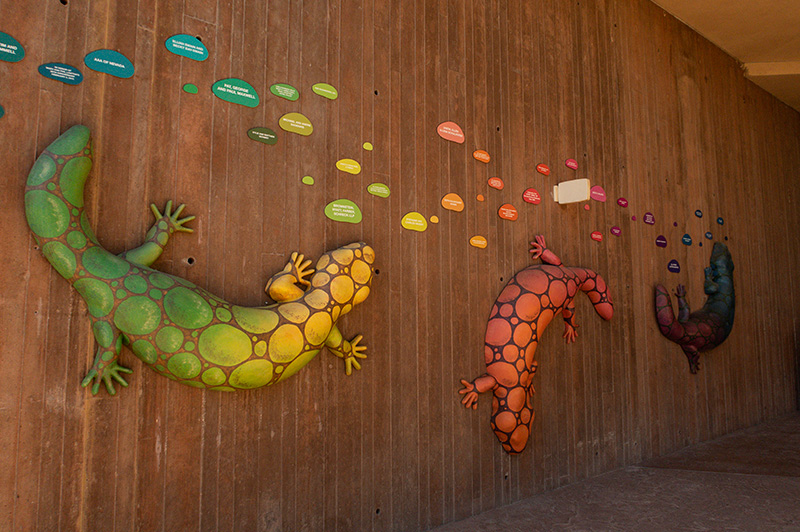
[644,212,655,225]
[668,259,681,273]
[695,209,703,218]
[656,235,667,248]
[617,197,628,208]
[611,226,621,236]
[565,158,578,170]
[682,234,692,245]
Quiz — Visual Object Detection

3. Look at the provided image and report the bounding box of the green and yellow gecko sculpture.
[24,125,375,395]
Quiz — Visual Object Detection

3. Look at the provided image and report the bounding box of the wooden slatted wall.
[1,0,799,530]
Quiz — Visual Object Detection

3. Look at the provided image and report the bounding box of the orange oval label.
[476,194,485,202]
[469,235,488,248]
[488,177,504,190]
[498,203,518,221]
[536,163,550,176]
[473,150,490,163]
[437,121,465,143]
[591,231,603,242]
[522,188,541,204]
[441,193,465,212]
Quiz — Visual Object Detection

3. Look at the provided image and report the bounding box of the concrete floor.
[432,413,800,532]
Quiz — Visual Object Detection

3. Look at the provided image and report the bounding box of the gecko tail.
[25,126,99,281]
[655,284,683,340]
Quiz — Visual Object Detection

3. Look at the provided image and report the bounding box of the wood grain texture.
[1,0,799,530]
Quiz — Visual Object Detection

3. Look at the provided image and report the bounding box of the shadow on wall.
[796,342,800,411]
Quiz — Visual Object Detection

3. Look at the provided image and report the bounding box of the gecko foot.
[330,334,367,375]
[82,359,133,396]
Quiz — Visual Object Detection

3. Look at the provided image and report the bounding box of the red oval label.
[437,121,465,143]
[617,197,628,207]
[536,163,550,176]
[473,150,490,163]
[565,158,578,170]
[488,177,504,190]
[590,231,603,242]
[498,204,518,221]
[590,186,606,202]
[522,188,541,204]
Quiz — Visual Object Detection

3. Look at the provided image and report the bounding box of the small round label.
[302,176,315,186]
[656,235,667,248]
[473,150,490,163]
[363,142,373,151]
[522,188,541,204]
[717,217,724,225]
[643,212,655,225]
[488,177,504,190]
[430,216,439,224]
[476,194,485,202]
[617,197,628,208]
[183,83,199,94]
[498,204,518,221]
[536,164,550,176]
[565,158,578,170]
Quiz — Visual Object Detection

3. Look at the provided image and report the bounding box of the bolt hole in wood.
[196,35,202,42]
[374,89,379,95]
[186,257,196,265]
[375,508,381,515]
[374,269,380,275]
[59,0,67,4]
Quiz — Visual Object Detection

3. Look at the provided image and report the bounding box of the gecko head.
[709,242,733,275]
[309,242,376,316]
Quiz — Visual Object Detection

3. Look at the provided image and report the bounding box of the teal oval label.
[0,31,25,63]
[0,104,4,119]
[682,234,692,246]
[84,49,134,78]
[247,127,278,145]
[324,199,362,224]
[367,183,390,198]
[312,82,338,100]
[212,78,260,108]
[269,83,299,101]
[165,34,208,61]
[38,63,83,85]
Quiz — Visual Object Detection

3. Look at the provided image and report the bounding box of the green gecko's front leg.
[325,326,367,375]
[81,320,132,395]
[119,200,195,267]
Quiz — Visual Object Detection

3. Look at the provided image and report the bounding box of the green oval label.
[84,49,135,78]
[312,82,338,100]
[324,199,362,224]
[247,127,278,145]
[0,31,25,63]
[212,78,260,108]
[183,83,198,94]
[38,63,83,85]
[302,176,315,186]
[270,83,299,101]
[165,34,208,61]
[279,112,313,136]
[367,183,390,198]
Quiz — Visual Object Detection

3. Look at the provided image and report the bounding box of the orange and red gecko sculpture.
[459,236,613,454]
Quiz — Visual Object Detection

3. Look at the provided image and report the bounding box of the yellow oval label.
[279,112,314,136]
[401,212,428,232]
[336,159,361,175]
[441,193,465,212]
[470,236,488,248]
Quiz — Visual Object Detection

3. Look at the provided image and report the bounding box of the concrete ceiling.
[651,0,800,112]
